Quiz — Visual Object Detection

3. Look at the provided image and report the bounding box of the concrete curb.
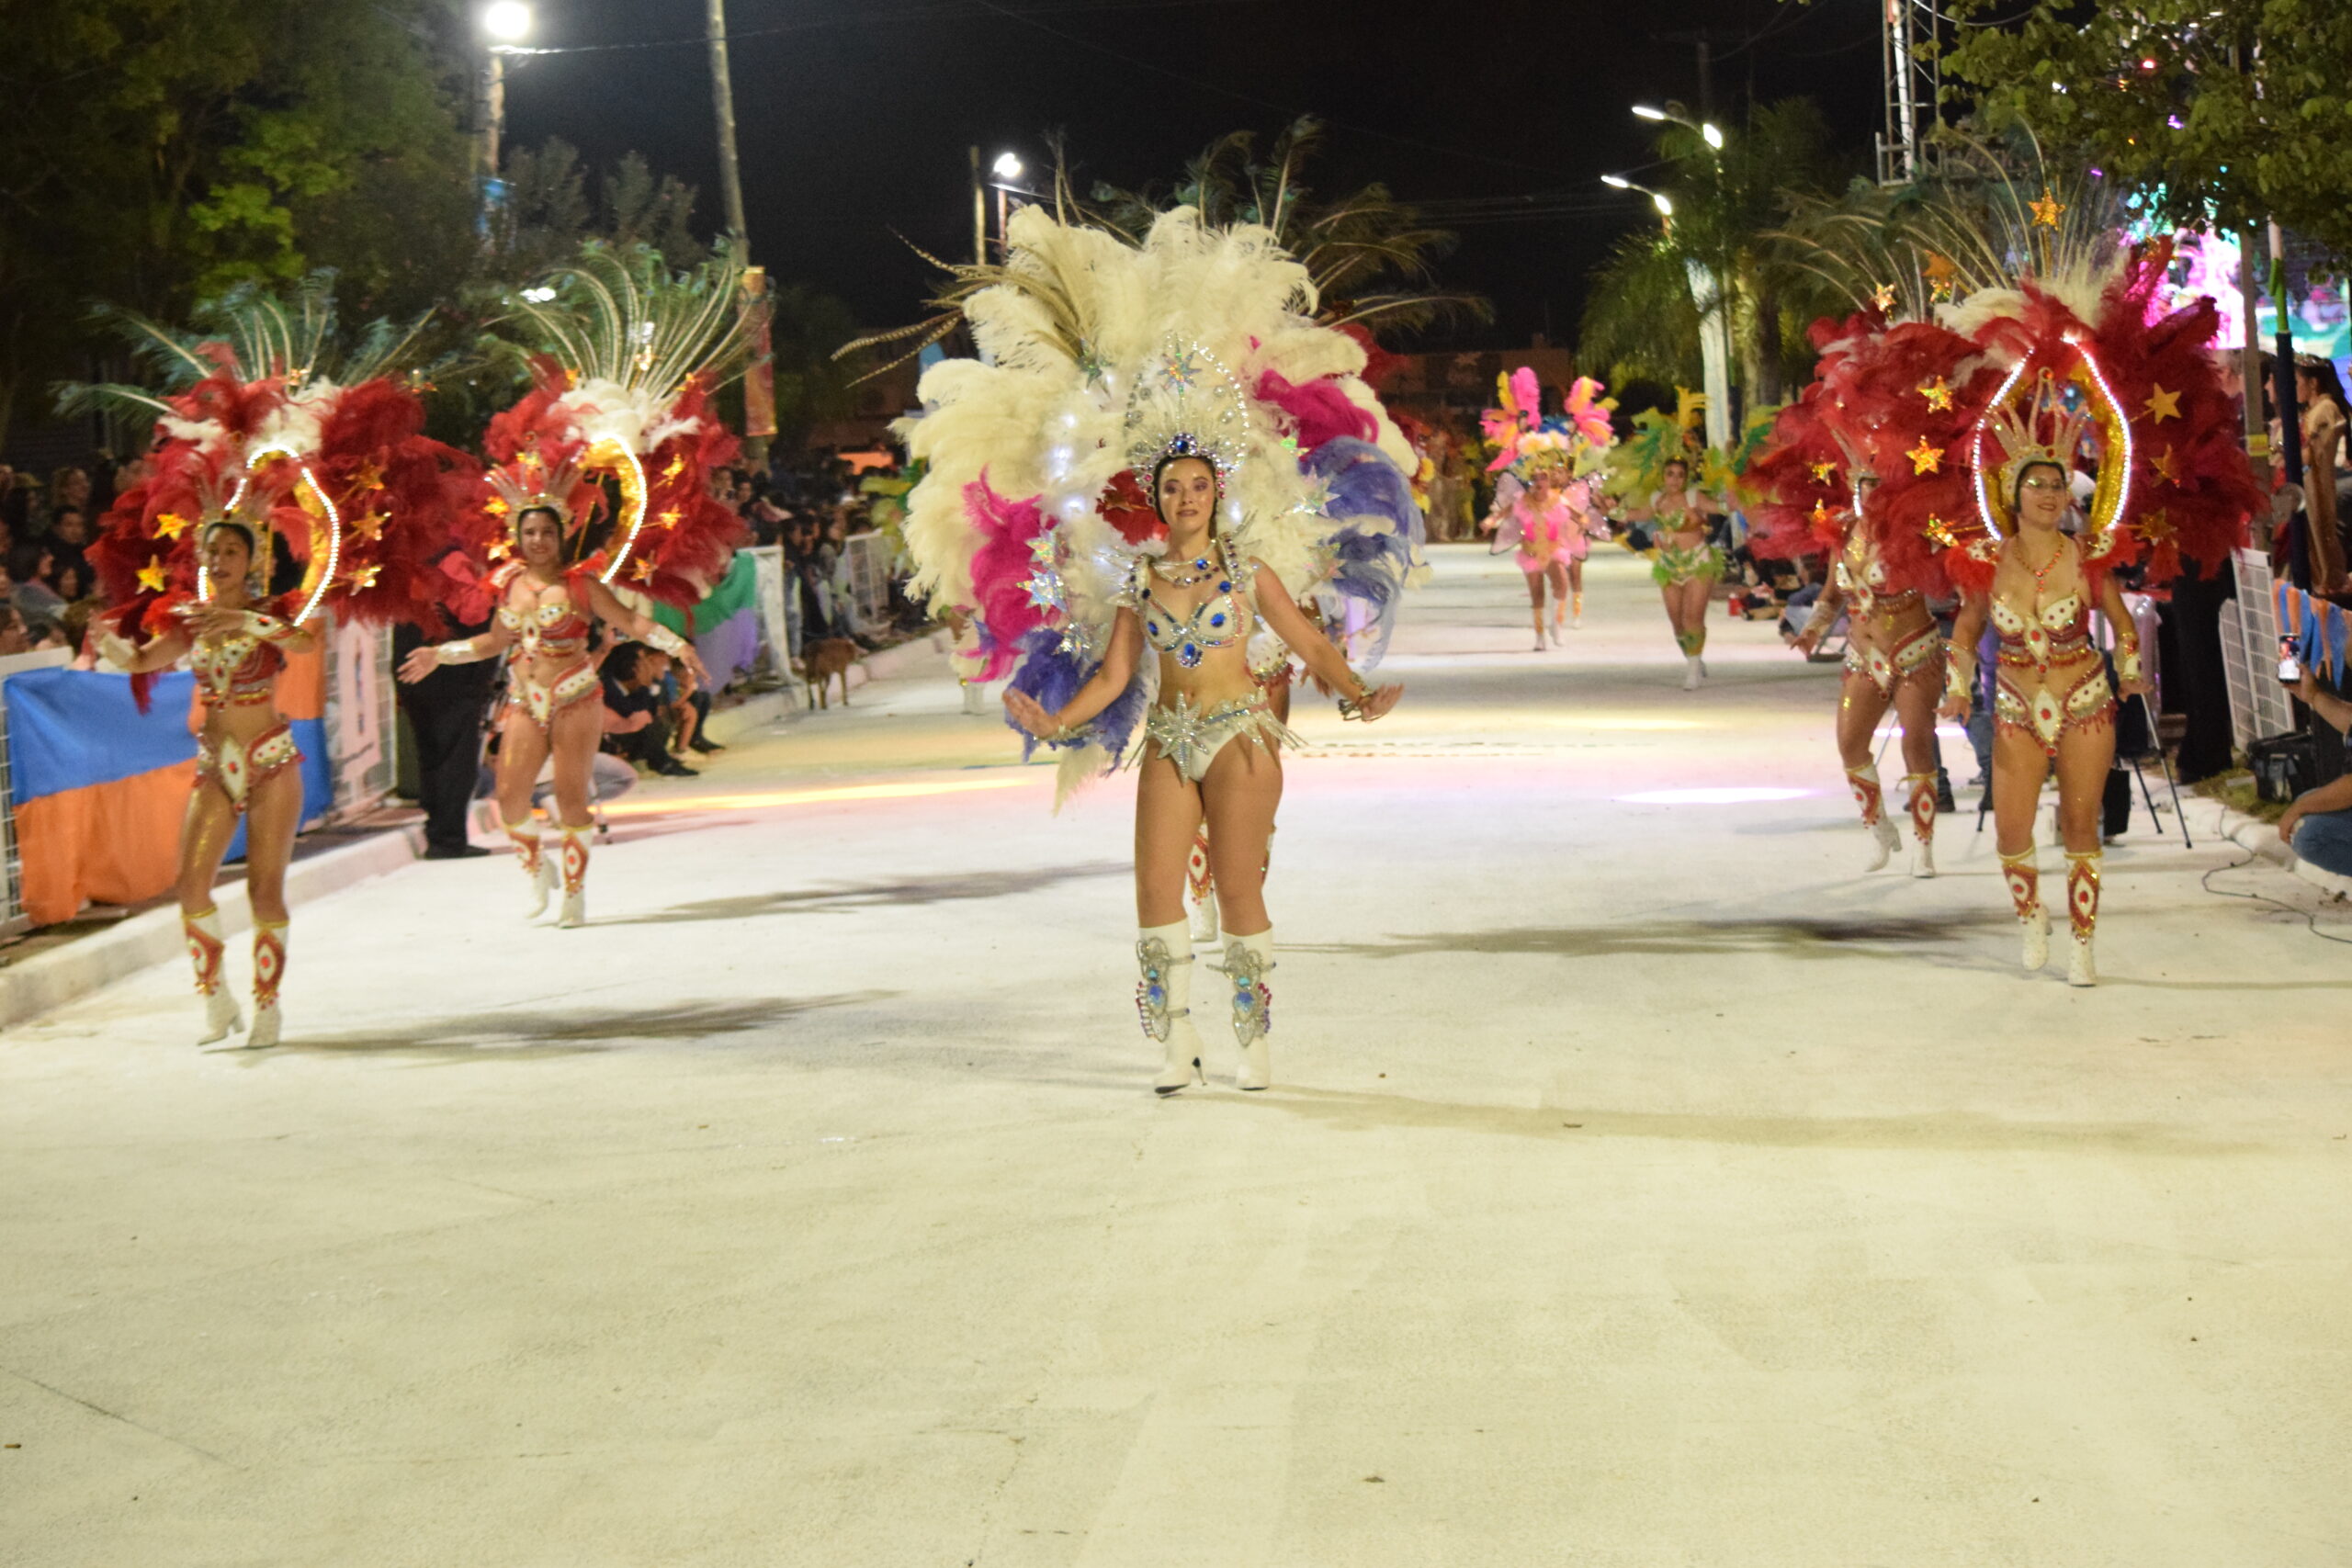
[2204,793,2352,897]
[0,827,424,1032]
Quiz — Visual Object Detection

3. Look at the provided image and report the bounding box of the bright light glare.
[1632,104,1668,121]
[1701,122,1724,150]
[1600,174,1633,190]
[1614,787,1813,806]
[600,774,1032,819]
[482,1,533,43]
[1651,193,1675,217]
[519,286,556,303]
[992,152,1024,180]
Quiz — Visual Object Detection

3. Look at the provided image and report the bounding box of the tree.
[487,140,709,283]
[1577,100,1859,411]
[1084,118,1488,340]
[0,0,478,444]
[1938,0,2352,256]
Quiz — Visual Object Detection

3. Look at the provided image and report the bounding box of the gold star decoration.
[1924,252,1960,302]
[484,496,510,518]
[1810,459,1839,484]
[1871,283,1897,313]
[656,507,684,530]
[2143,384,2182,423]
[137,559,168,592]
[153,511,192,541]
[2138,508,2176,545]
[2029,187,2066,228]
[1919,377,1954,412]
[662,456,687,482]
[628,556,658,582]
[2148,444,2183,486]
[1923,514,1959,549]
[345,562,382,591]
[351,511,389,543]
[487,538,513,561]
[1811,499,1835,528]
[519,450,545,475]
[1906,434,1943,476]
[349,460,386,494]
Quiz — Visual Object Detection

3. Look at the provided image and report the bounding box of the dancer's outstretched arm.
[1004,610,1143,739]
[400,610,514,682]
[580,577,710,688]
[1250,564,1401,721]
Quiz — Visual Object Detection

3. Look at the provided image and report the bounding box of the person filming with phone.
[2279,663,2352,878]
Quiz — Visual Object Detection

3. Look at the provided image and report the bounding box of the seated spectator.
[601,641,696,777]
[5,541,64,635]
[2280,669,2352,878]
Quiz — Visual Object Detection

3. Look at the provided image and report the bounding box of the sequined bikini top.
[188,630,285,708]
[1991,591,2092,668]
[1136,542,1252,671]
[1835,529,1922,617]
[497,570,594,660]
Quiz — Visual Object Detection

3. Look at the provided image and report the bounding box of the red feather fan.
[1821,318,2002,599]
[1740,380,1852,562]
[606,379,750,608]
[1094,468,1165,546]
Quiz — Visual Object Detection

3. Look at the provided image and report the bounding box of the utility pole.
[707,0,750,265]
[970,147,987,267]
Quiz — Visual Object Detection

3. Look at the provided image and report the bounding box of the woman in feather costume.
[77,281,491,1048]
[1479,370,1615,648]
[1612,394,1730,688]
[891,207,1421,1093]
[400,248,752,928]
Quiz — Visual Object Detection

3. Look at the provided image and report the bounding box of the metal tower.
[1878,0,1942,184]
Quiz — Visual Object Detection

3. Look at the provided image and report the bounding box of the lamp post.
[478,1,532,194]
[990,152,1026,259]
[1603,175,1732,451]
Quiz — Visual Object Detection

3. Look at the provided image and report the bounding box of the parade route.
[4,547,2346,1566]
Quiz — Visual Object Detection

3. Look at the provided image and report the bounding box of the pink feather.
[964,471,1055,680]
[1254,369,1377,453]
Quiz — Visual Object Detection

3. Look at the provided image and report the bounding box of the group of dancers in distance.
[79,143,2259,1073]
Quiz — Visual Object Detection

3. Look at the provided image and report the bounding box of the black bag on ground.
[2247,731,2324,804]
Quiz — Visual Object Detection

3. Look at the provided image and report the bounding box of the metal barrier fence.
[2223,547,2294,752]
[842,532,897,626]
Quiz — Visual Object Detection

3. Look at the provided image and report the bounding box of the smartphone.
[2278,637,2302,683]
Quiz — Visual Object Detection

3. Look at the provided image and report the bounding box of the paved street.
[5,547,2346,1566]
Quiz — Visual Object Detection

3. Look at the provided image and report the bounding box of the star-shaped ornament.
[1811,500,1835,528]
[487,538,513,561]
[2030,187,2066,228]
[349,460,386,494]
[1810,460,1839,485]
[1162,348,1204,389]
[1923,514,1959,549]
[1919,377,1954,412]
[137,560,168,593]
[1871,283,1897,313]
[520,451,545,475]
[1027,532,1060,567]
[628,556,658,583]
[656,508,684,530]
[351,511,389,543]
[1924,252,1959,301]
[2148,444,2183,486]
[484,496,510,518]
[1023,571,1064,613]
[1906,434,1943,476]
[662,456,687,482]
[345,562,382,591]
[1077,345,1109,387]
[2138,508,2177,545]
[153,510,192,541]
[2143,384,2182,423]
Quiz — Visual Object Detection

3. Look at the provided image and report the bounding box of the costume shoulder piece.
[893,206,1424,806]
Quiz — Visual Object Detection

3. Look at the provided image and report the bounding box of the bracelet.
[1336,672,1374,720]
[434,638,491,665]
[2115,638,2143,684]
[1943,647,1976,708]
[643,624,688,657]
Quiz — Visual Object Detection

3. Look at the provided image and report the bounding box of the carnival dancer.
[401,245,758,925]
[78,282,491,1047]
[1482,465,1577,649]
[1624,455,1731,689]
[398,485,707,926]
[1480,369,1616,648]
[892,206,1424,1092]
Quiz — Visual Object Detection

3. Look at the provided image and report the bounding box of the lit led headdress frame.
[1969,342,2132,544]
[1122,342,1253,485]
[187,465,270,602]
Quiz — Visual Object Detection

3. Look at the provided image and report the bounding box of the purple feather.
[1002,627,1145,768]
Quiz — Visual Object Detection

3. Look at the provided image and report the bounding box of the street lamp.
[992,152,1025,182]
[1600,175,1674,220]
[987,152,1033,259]
[1633,102,1724,151]
[477,3,533,192]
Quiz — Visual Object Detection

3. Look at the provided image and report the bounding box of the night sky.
[500,0,1888,350]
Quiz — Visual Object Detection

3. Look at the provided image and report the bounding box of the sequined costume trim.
[1652,542,1724,587]
[509,658,602,734]
[1143,693,1304,783]
[195,723,302,813]
[1843,618,1944,697]
[1995,659,2114,759]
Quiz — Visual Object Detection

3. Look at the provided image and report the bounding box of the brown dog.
[803,637,860,709]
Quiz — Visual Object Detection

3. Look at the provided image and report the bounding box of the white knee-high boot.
[1137,922,1205,1094]
[557,826,590,928]
[185,907,242,1046]
[245,920,287,1048]
[1222,929,1275,1091]
[509,820,555,919]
